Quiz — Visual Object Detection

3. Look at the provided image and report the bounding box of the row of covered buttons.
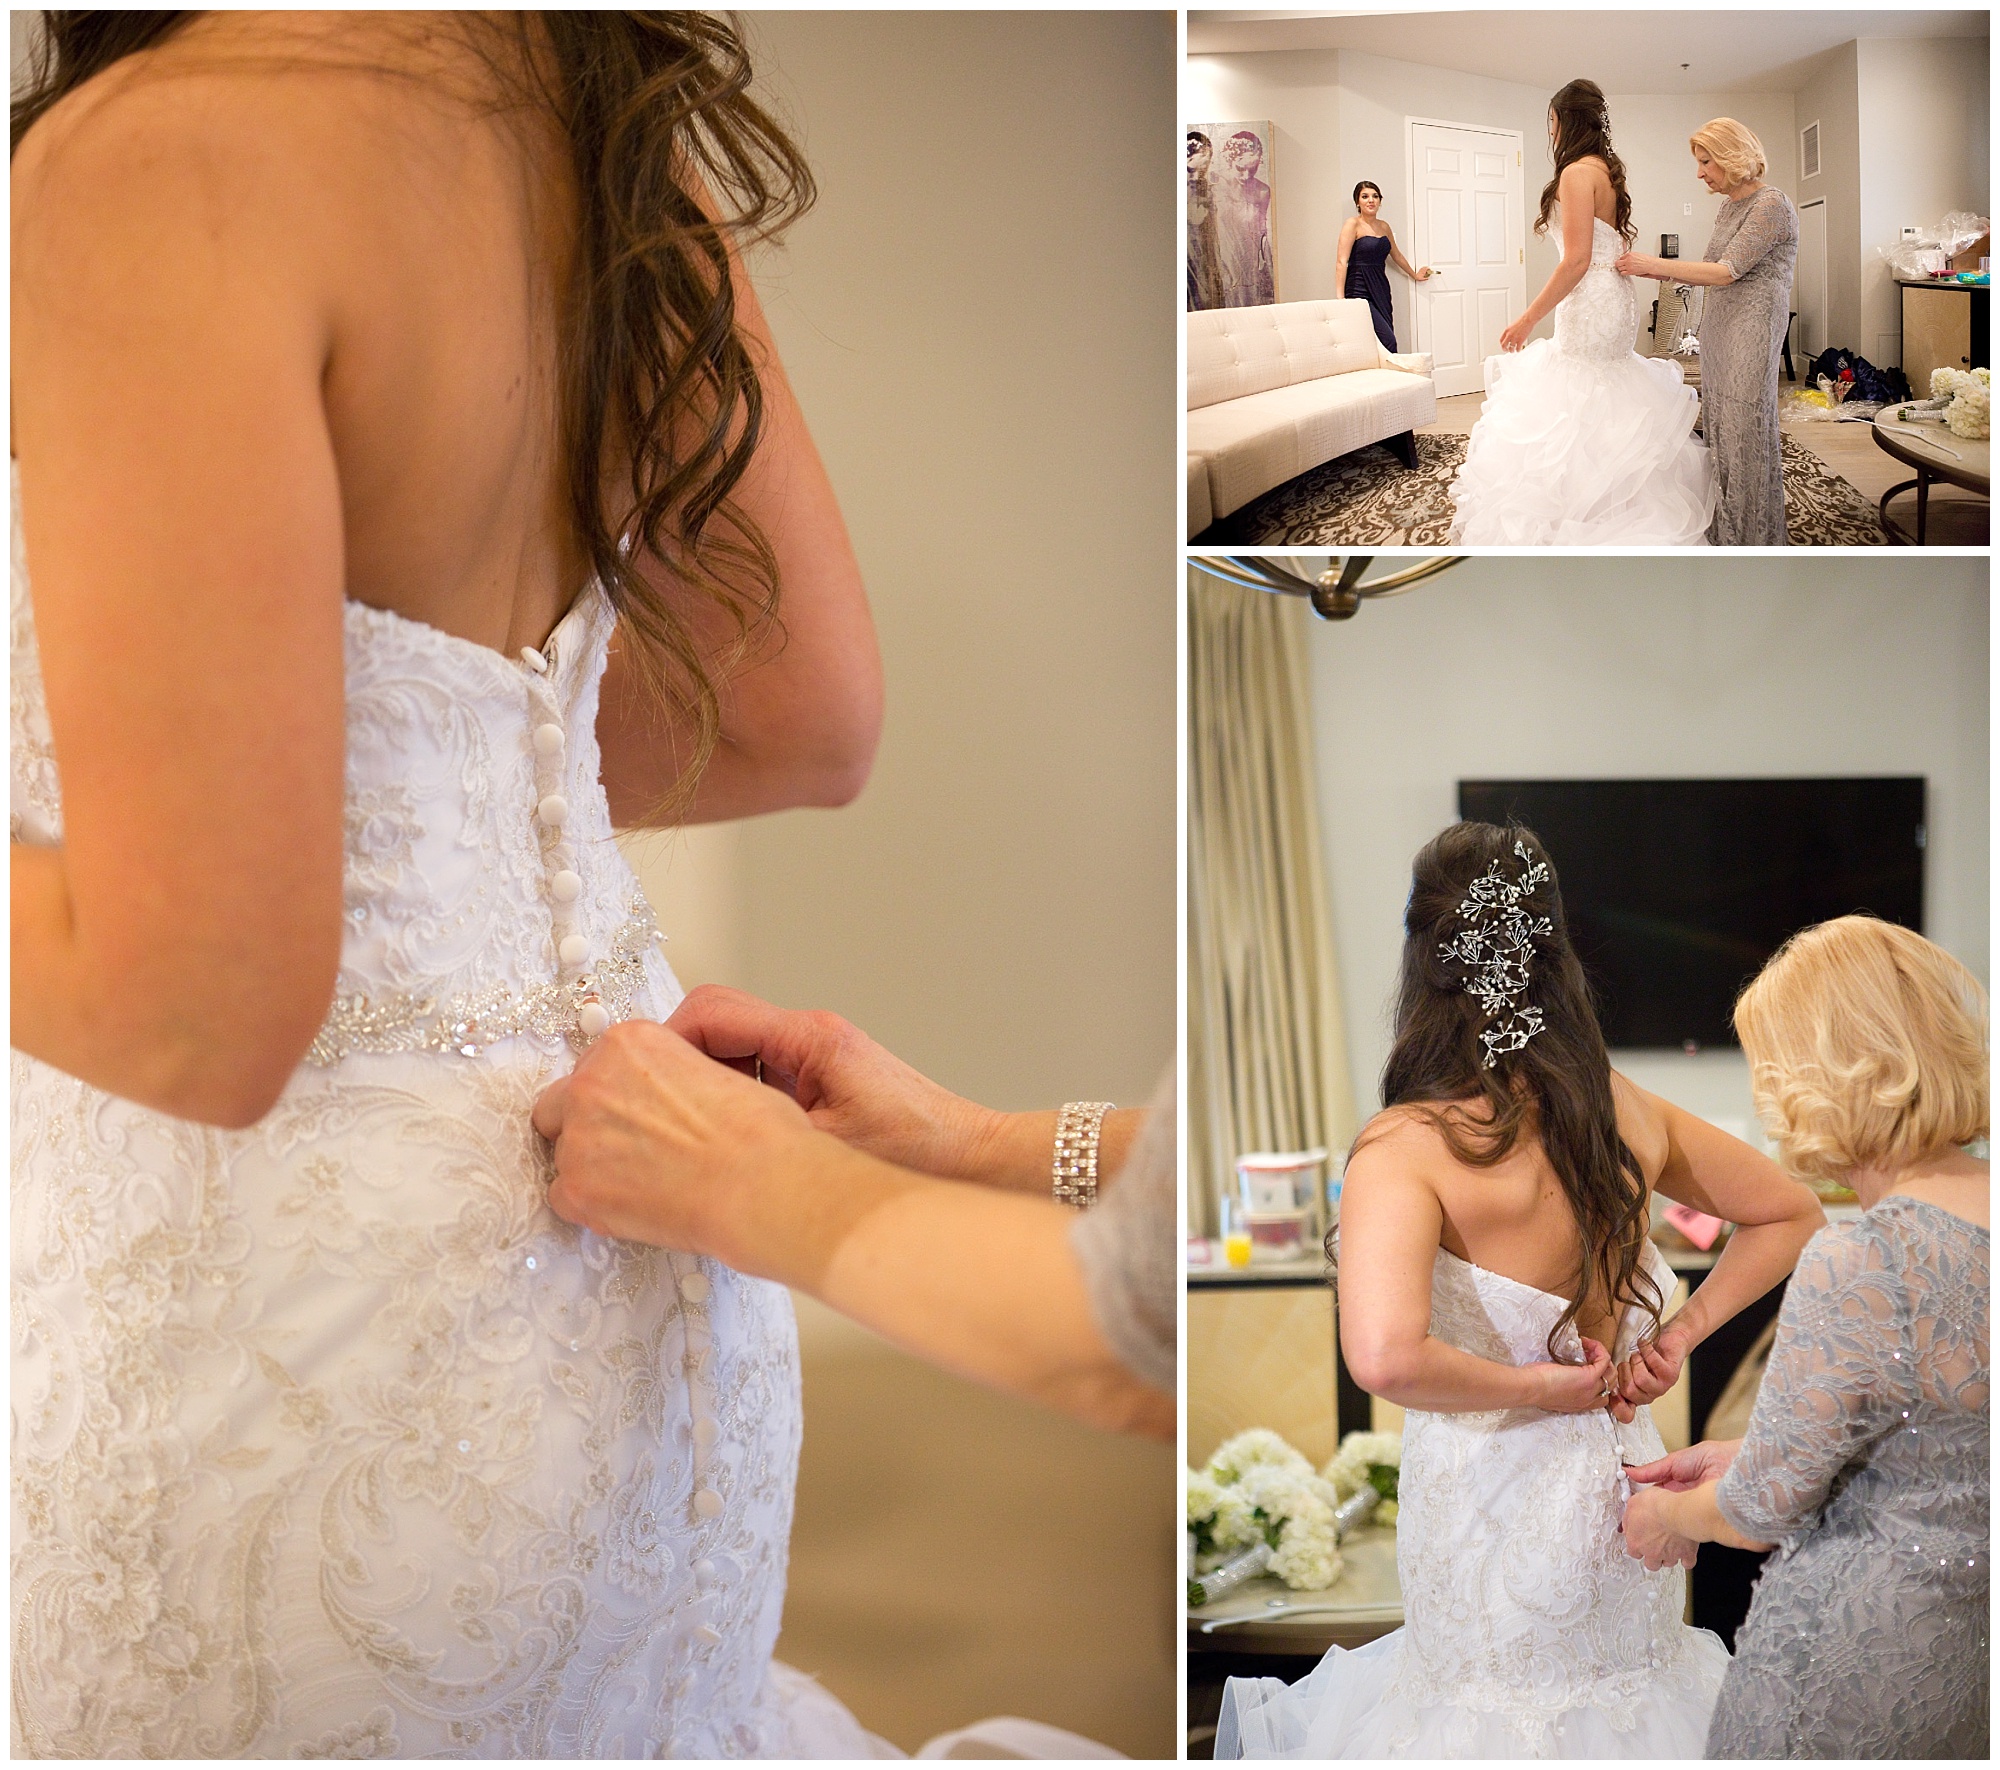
[679,1261,727,1650]
[522,644,610,1038]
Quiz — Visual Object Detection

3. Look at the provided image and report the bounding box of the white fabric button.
[693,1557,717,1583]
[693,1488,723,1519]
[691,1625,722,1649]
[680,1272,712,1304]
[520,646,548,673]
[692,1418,720,1450]
[578,1001,611,1038]
[550,870,583,903]
[559,933,590,967]
[537,794,568,829]
[533,723,565,757]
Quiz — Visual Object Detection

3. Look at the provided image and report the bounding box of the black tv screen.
[1455,778,1926,1049]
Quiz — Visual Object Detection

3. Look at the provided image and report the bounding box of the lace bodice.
[1386,1240,1711,1748]
[1551,215,1642,364]
[1707,1197,1989,1757]
[10,478,823,1755]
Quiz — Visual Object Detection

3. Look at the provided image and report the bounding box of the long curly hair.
[13,12,814,821]
[1360,821,1659,1361]
[1535,77,1633,245]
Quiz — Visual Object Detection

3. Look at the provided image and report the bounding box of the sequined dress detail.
[1708,1198,1988,1757]
[9,475,882,1758]
[1449,215,1717,546]
[1216,1239,1728,1758]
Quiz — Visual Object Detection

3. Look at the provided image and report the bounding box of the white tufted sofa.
[1187,298,1437,538]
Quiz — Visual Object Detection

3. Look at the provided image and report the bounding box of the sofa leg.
[1386,429,1419,471]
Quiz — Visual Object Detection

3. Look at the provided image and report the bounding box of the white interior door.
[1796,198,1827,367]
[1409,120,1525,399]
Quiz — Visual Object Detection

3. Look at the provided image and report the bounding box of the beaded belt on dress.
[306,893,660,1066]
[307,621,659,1067]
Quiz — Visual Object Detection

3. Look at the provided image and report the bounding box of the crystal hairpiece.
[1437,840,1555,1068]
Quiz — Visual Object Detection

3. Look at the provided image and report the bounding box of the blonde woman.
[1617,119,1798,544]
[1621,917,1988,1758]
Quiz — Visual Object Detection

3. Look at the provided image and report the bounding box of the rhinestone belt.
[305,895,661,1067]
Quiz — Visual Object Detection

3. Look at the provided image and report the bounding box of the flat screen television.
[1455,777,1926,1049]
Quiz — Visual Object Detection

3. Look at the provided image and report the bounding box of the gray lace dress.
[1707,1197,1989,1758]
[1696,186,1798,545]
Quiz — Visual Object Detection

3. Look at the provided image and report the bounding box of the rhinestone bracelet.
[1052,1100,1116,1209]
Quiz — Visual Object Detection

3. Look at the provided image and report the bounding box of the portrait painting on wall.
[1188,120,1276,309]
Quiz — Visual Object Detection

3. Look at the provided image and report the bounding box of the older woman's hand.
[1614,251,1664,279]
[1620,1482,1701,1571]
[666,984,995,1179]
[533,1019,830,1257]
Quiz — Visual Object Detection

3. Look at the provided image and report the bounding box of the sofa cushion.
[1186,368,1438,519]
[1186,452,1214,538]
[1187,300,1384,409]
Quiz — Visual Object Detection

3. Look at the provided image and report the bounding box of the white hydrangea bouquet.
[1187,1429,1344,1595]
[1900,367,1991,440]
[1324,1429,1403,1527]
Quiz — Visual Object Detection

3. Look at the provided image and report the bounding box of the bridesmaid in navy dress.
[1335,180,1433,351]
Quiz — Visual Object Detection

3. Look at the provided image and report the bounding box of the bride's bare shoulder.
[1348,1103,1466,1180]
[14,16,481,244]
[1609,1071,1671,1180]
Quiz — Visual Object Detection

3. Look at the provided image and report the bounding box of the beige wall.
[643,9,1178,1117]
[625,12,1179,1757]
[1856,34,1992,368]
[1305,558,1989,1137]
[1793,41,1864,356]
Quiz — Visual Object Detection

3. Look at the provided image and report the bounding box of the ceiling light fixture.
[1188,553,1462,620]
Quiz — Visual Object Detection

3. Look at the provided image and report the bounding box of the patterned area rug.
[1212,431,1888,546]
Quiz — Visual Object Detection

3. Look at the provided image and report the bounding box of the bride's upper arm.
[1556,162,1598,265]
[1335,1115,1446,1387]
[1632,1077,1822,1230]
[13,75,347,1107]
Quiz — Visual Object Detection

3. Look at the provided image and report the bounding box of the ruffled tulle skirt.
[1448,340,1716,546]
[1215,1623,1729,1760]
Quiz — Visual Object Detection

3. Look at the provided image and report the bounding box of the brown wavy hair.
[1535,77,1633,245]
[1357,821,1659,1361]
[12,11,813,820]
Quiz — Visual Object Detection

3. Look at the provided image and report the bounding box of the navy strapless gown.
[1345,233,1396,351]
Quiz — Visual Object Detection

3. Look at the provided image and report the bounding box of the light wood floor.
[775,1295,1177,1758]
[1420,385,1988,545]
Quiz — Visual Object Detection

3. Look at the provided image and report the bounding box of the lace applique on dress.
[9,468,877,1757]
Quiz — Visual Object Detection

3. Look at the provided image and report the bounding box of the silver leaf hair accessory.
[1438,840,1555,1068]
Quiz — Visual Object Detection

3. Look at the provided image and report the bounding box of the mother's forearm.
[1347,1333,1541,1413]
[957,1107,1145,1193]
[784,1147,1171,1437]
[1661,1480,1774,1551]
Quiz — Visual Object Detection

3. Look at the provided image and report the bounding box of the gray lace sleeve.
[1714,1221,1912,1542]
[1719,190,1795,281]
[1068,1065,1175,1393]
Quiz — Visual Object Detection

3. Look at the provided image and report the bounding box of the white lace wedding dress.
[1448,216,1716,546]
[1216,1239,1729,1758]
[9,474,892,1756]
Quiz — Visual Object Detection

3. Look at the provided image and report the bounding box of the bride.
[1216,824,1825,1758]
[1448,81,1715,545]
[10,14,893,1755]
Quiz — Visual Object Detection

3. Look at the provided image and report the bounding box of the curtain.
[1188,569,1358,1236]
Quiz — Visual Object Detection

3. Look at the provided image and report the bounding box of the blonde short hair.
[1734,916,1989,1185]
[1689,118,1766,185]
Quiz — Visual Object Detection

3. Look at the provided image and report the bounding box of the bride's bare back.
[1360,1075,1671,1346]
[11,12,878,1125]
